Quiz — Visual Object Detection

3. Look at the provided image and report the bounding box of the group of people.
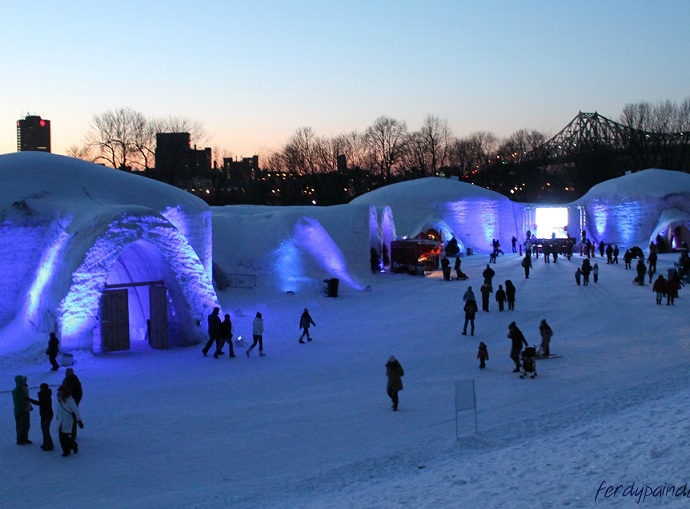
[13,361,84,457]
[203,307,318,358]
[440,256,468,281]
[575,258,598,286]
[472,320,552,375]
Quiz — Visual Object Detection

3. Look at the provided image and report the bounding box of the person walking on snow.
[539,319,553,357]
[635,258,647,285]
[28,383,54,451]
[582,258,591,286]
[511,236,517,253]
[575,267,582,286]
[477,342,489,369]
[505,280,516,310]
[482,264,495,291]
[653,275,665,305]
[593,262,599,284]
[13,375,32,445]
[521,255,532,279]
[202,307,222,356]
[62,368,83,438]
[495,284,506,311]
[480,283,492,312]
[648,250,657,275]
[56,385,82,457]
[299,308,316,343]
[462,295,478,336]
[219,314,235,357]
[385,356,404,411]
[508,322,528,372]
[613,245,619,264]
[47,332,60,371]
[247,312,265,357]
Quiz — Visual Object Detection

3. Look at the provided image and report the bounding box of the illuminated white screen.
[535,208,568,239]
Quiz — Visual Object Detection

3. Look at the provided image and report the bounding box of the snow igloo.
[0,153,218,354]
[351,177,523,254]
[572,169,690,248]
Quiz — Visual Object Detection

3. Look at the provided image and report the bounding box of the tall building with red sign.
[17,115,51,152]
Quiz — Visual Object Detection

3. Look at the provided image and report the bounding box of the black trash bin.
[324,278,339,297]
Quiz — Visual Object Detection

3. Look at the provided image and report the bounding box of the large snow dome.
[212,204,371,293]
[573,169,690,247]
[351,177,523,253]
[0,152,218,353]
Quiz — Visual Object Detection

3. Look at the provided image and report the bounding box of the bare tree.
[499,129,546,163]
[419,115,451,175]
[66,144,96,162]
[86,108,149,169]
[365,116,408,182]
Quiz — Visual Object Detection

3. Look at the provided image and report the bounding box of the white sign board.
[454,379,477,438]
[454,379,476,411]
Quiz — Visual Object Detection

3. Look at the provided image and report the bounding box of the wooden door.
[101,289,130,352]
[148,285,168,349]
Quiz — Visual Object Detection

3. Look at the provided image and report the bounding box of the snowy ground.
[2,251,689,508]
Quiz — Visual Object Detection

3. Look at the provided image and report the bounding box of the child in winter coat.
[477,342,489,369]
[575,268,582,286]
[593,263,599,283]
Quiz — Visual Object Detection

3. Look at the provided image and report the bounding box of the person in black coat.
[505,280,516,310]
[495,284,506,311]
[635,259,647,285]
[47,332,60,371]
[613,245,619,264]
[217,314,235,358]
[203,307,222,356]
[62,369,82,406]
[605,244,613,264]
[385,356,404,411]
[480,283,491,312]
[482,264,495,290]
[462,297,478,336]
[299,308,316,343]
[441,256,451,280]
[29,383,54,451]
[581,258,591,286]
[508,322,528,372]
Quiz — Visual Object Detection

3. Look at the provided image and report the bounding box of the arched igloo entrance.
[57,212,218,352]
[649,209,690,252]
[99,239,190,352]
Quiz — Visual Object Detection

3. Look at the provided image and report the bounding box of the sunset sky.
[2,0,689,159]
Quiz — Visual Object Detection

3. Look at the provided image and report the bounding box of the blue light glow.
[294,216,364,290]
[25,229,70,322]
[273,238,306,293]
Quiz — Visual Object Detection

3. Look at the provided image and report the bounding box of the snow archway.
[57,212,218,351]
[649,208,690,249]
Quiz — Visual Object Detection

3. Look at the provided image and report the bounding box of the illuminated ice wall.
[212,204,370,293]
[352,178,522,253]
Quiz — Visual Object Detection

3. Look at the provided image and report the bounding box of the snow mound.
[574,169,690,204]
[0,152,207,217]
